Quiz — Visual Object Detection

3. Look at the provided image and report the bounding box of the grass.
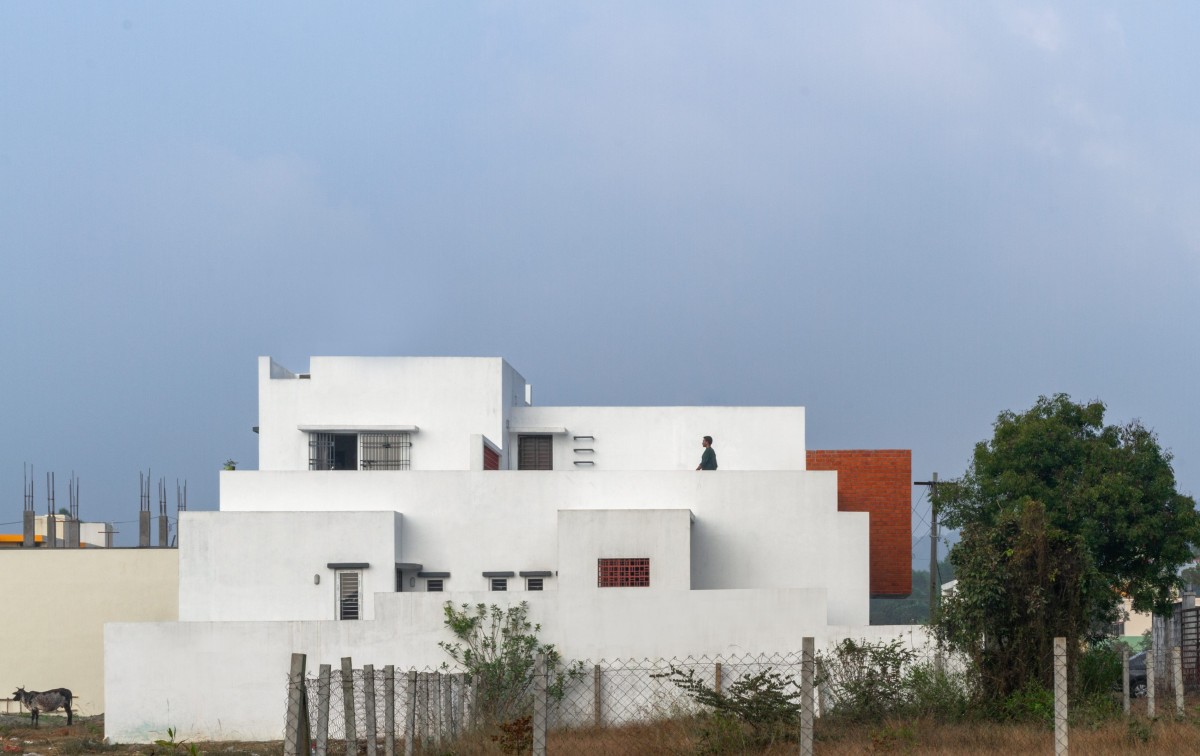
[3,698,1200,754]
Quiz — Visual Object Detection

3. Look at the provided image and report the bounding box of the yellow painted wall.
[0,549,178,716]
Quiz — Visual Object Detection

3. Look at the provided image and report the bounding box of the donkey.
[11,687,73,727]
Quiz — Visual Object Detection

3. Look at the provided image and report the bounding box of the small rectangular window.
[598,558,650,588]
[526,577,544,591]
[337,571,361,619]
[518,435,553,470]
[490,577,508,591]
[426,579,444,592]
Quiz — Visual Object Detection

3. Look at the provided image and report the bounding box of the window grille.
[426,579,443,592]
[360,432,411,470]
[490,577,508,591]
[337,571,361,619]
[309,432,336,470]
[526,577,544,591]
[598,558,650,587]
[518,435,552,470]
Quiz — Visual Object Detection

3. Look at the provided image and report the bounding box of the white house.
[105,356,914,742]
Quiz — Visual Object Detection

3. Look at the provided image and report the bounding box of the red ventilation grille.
[598,558,650,587]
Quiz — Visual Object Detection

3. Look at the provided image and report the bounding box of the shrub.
[652,664,801,750]
[999,681,1054,727]
[904,662,975,722]
[439,601,582,728]
[817,638,917,721]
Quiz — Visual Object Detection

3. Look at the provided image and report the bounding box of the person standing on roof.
[696,436,718,470]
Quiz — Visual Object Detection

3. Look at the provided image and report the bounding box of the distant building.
[105,356,915,742]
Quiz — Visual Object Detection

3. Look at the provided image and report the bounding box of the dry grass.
[3,706,1200,754]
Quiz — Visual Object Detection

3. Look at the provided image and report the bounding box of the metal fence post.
[285,653,309,756]
[1054,637,1068,756]
[384,665,396,756]
[404,670,416,756]
[316,664,331,756]
[801,637,814,756]
[1173,646,1184,717]
[342,657,357,754]
[532,654,548,756]
[364,664,377,756]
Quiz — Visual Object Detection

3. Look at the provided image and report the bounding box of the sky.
[2,3,1198,555]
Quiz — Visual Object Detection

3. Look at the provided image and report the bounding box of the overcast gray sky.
[3,3,1197,556]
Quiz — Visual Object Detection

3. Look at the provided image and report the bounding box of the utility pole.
[914,473,940,621]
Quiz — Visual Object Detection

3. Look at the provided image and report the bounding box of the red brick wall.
[806,450,912,597]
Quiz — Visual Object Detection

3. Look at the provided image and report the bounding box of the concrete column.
[139,511,151,547]
[22,511,34,548]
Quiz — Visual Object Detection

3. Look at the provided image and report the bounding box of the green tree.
[935,394,1199,700]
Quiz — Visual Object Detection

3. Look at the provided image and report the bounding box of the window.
[490,577,508,591]
[361,432,411,470]
[598,558,650,588]
[517,435,552,470]
[526,577,544,591]
[310,432,411,470]
[337,571,361,619]
[427,579,444,592]
[310,433,358,470]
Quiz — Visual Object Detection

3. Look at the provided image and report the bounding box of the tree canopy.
[936,394,1199,698]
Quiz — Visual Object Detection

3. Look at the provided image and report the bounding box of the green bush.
[817,638,917,721]
[999,681,1054,727]
[904,662,974,722]
[1077,642,1122,697]
[652,665,801,751]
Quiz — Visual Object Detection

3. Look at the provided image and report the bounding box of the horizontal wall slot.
[573,448,594,453]
[572,435,594,441]
[573,460,595,466]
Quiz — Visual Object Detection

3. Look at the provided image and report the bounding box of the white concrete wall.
[557,509,692,593]
[258,356,527,472]
[507,406,806,471]
[179,510,401,622]
[107,588,915,743]
[217,470,868,625]
[1,549,178,716]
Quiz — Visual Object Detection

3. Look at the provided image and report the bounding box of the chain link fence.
[283,637,1178,755]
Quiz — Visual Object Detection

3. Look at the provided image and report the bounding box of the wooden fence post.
[364,664,377,756]
[341,657,357,754]
[1147,646,1156,718]
[800,638,814,756]
[455,673,466,737]
[384,665,396,756]
[404,670,416,756]
[532,654,548,756]
[714,662,722,694]
[1054,637,1068,756]
[284,653,309,756]
[316,663,331,756]
[1121,647,1130,716]
[815,658,827,717]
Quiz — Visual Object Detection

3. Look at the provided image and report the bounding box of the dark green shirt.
[700,447,718,470]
